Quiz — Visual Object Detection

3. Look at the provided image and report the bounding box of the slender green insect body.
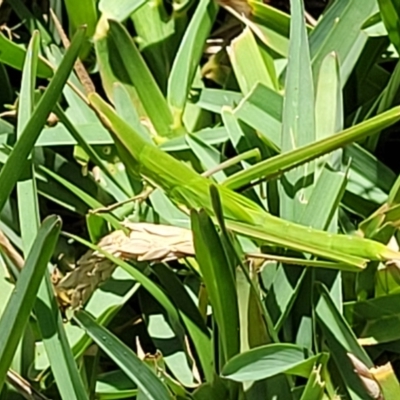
[90,93,400,266]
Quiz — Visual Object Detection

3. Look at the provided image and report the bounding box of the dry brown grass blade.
[56,223,195,308]
[49,8,95,95]
[0,229,24,272]
[6,369,50,400]
[348,353,383,400]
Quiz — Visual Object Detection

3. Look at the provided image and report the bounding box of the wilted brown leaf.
[56,223,194,308]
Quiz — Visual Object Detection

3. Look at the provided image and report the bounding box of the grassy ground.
[1,0,400,399]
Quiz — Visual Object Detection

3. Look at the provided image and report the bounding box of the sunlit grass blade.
[17,30,40,254]
[167,0,218,127]
[107,20,173,137]
[99,0,146,21]
[279,0,316,222]
[223,105,400,190]
[228,27,278,95]
[233,83,282,150]
[310,0,377,85]
[0,27,85,213]
[0,216,61,392]
[74,310,172,400]
[221,343,328,382]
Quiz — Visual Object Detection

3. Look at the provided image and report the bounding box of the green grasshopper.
[89,93,400,268]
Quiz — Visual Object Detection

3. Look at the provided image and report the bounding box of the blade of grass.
[377,0,400,53]
[16,40,89,393]
[0,216,61,391]
[99,0,146,21]
[223,105,400,190]
[107,20,173,137]
[0,27,85,213]
[191,209,240,363]
[0,32,53,78]
[228,27,278,95]
[17,30,40,255]
[167,0,218,128]
[74,310,172,400]
[221,343,328,382]
[279,0,316,222]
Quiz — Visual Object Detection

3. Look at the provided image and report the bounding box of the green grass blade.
[310,0,377,85]
[74,310,172,400]
[228,27,278,95]
[167,0,218,127]
[249,0,291,57]
[16,36,87,398]
[35,274,89,399]
[223,105,400,190]
[377,0,400,53]
[107,20,173,137]
[151,263,213,382]
[99,0,146,21]
[0,27,85,213]
[0,215,61,391]
[299,366,325,400]
[54,104,130,197]
[279,0,316,222]
[191,209,240,363]
[0,32,52,78]
[39,165,123,230]
[221,343,327,382]
[316,284,375,399]
[130,1,176,92]
[17,30,40,254]
[233,83,282,150]
[65,0,98,59]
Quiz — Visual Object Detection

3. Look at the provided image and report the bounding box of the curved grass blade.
[0,27,86,213]
[221,343,328,382]
[0,32,53,78]
[74,310,172,400]
[0,216,61,391]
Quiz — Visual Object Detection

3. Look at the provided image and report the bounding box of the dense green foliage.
[1,0,400,398]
